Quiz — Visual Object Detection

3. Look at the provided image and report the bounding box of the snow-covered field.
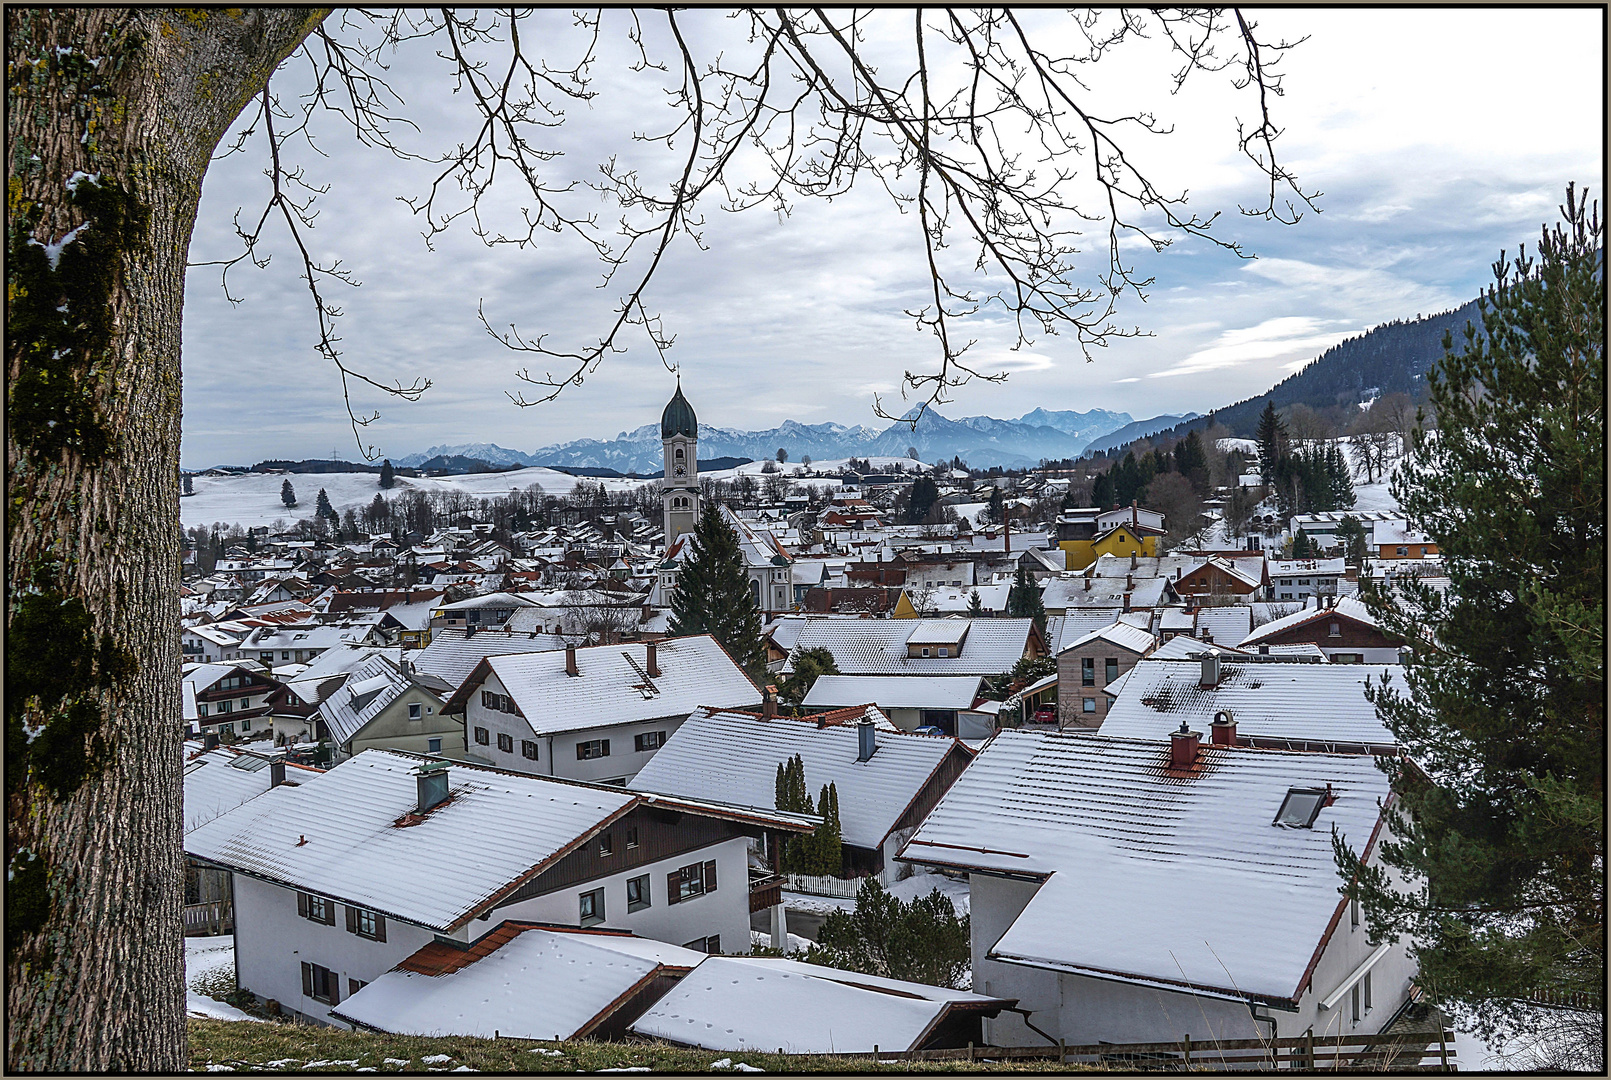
[780,871,970,918]
[186,935,259,1022]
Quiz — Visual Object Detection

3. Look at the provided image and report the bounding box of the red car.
[1032,707,1057,725]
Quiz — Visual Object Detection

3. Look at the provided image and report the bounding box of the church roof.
[661,382,698,439]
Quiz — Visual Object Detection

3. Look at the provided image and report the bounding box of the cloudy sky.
[180,8,1603,468]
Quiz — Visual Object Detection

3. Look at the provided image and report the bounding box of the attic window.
[1274,787,1328,828]
[229,755,269,772]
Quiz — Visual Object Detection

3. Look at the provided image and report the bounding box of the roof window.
[229,755,270,772]
[1274,787,1328,828]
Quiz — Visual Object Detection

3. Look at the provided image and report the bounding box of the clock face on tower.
[674,465,686,477]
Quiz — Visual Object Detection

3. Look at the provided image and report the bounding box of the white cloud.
[1146,316,1356,379]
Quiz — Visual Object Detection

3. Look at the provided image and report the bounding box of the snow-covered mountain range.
[394,407,1152,473]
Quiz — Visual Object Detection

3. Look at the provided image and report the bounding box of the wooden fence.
[783,872,865,898]
[183,899,233,937]
[798,1029,1460,1070]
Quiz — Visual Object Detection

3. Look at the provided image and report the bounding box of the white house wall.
[971,874,1061,1047]
[231,874,456,1027]
[487,836,751,953]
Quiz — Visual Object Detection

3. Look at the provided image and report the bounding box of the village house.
[1374,519,1440,560]
[1055,619,1158,728]
[183,663,284,740]
[409,624,570,689]
[1266,558,1349,601]
[183,750,815,1025]
[317,652,460,763]
[1239,595,1404,664]
[801,674,995,738]
[773,616,1043,678]
[430,591,539,630]
[631,706,974,884]
[898,730,1418,1048]
[446,636,760,785]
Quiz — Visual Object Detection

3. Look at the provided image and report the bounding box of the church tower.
[661,378,699,547]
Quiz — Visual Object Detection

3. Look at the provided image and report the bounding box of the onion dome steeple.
[660,377,698,440]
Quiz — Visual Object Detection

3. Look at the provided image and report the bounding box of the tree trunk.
[6,9,326,1070]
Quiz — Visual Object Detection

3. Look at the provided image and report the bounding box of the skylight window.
[1274,787,1328,828]
[229,755,269,772]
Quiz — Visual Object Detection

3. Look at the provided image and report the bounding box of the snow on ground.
[780,872,970,918]
[186,934,261,1022]
[749,929,815,955]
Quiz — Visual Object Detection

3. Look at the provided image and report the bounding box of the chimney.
[762,686,778,720]
[645,641,660,678]
[1126,573,1134,591]
[416,760,450,814]
[857,716,877,762]
[203,732,219,751]
[1210,710,1237,746]
[269,759,286,788]
[565,646,579,677]
[1084,575,1092,591]
[1130,551,1138,570]
[1200,653,1222,687]
[1122,592,1131,613]
[1169,722,1201,771]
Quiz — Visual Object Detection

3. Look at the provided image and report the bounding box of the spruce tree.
[1255,401,1288,485]
[379,459,395,489]
[1091,468,1115,509]
[667,503,768,677]
[1339,188,1604,1050]
[812,782,843,877]
[280,479,297,509]
[967,590,984,618]
[1005,565,1046,633]
[1328,442,1356,510]
[315,488,336,521]
[779,647,838,706]
[1336,514,1369,571]
[986,486,1004,525]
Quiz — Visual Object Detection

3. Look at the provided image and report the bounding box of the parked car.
[1031,707,1057,725]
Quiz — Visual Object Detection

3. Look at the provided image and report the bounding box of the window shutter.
[374,913,386,943]
[324,900,336,926]
[601,739,610,757]
[703,859,717,893]
[301,961,313,998]
[666,872,681,905]
[298,892,310,919]
[576,742,587,760]
[346,905,358,934]
[328,972,339,1005]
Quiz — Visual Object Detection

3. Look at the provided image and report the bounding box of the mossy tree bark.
[6,9,327,1071]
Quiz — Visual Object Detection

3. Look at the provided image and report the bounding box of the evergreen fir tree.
[778,647,838,706]
[315,487,336,521]
[1339,189,1604,1049]
[181,473,193,496]
[379,459,395,489]
[1328,442,1356,509]
[1091,469,1115,509]
[1336,514,1369,571]
[1255,401,1288,485]
[1173,430,1209,494]
[1005,566,1046,633]
[667,503,768,677]
[966,590,984,618]
[280,478,297,509]
[906,475,940,524]
[773,754,815,875]
[986,486,1004,525]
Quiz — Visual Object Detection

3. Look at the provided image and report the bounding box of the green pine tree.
[280,478,297,509]
[1005,565,1045,633]
[906,475,940,524]
[1091,469,1115,509]
[315,487,336,521]
[1255,401,1288,485]
[1336,514,1369,571]
[808,877,971,989]
[1338,187,1604,1049]
[966,589,984,618]
[1329,442,1357,510]
[379,459,395,489]
[779,646,838,706]
[668,503,768,678]
[773,754,815,875]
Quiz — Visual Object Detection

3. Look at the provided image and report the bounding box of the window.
[348,978,367,997]
[1274,787,1328,828]
[282,651,291,660]
[1351,897,1360,929]
[473,726,489,745]
[1363,971,1373,1012]
[198,704,208,718]
[239,718,251,731]
[1082,697,1096,714]
[408,702,422,720]
[1280,578,1292,586]
[346,905,387,942]
[1299,578,1311,586]
[579,887,605,927]
[497,732,514,753]
[598,833,614,857]
[466,610,480,624]
[626,874,651,912]
[666,860,717,904]
[634,731,666,752]
[626,826,639,849]
[428,737,442,754]
[1396,546,1408,557]
[1328,622,1341,637]
[682,934,721,955]
[1081,657,1095,686]
[1105,658,1119,684]
[238,697,251,709]
[576,739,611,760]
[1351,982,1361,1023]
[297,892,335,926]
[937,647,949,658]
[301,962,339,1005]
[920,647,930,657]
[218,722,234,735]
[522,739,539,760]
[218,700,232,714]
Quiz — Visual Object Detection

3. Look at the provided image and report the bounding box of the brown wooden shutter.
[373,913,386,943]
[346,904,358,934]
[327,970,339,1005]
[324,900,336,926]
[703,860,717,893]
[301,961,313,998]
[297,892,309,919]
[666,871,681,905]
[601,739,610,757]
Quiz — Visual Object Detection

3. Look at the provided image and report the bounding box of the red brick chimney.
[565,646,579,677]
[1169,722,1201,770]
[762,685,778,719]
[645,641,660,678]
[1210,710,1238,746]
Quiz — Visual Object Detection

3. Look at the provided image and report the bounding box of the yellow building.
[1057,505,1166,570]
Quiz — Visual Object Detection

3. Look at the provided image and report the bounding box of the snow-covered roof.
[1267,558,1348,576]
[664,505,791,569]
[332,924,705,1040]
[184,749,306,833]
[1099,658,1400,750]
[1147,637,1248,661]
[630,955,1011,1053]
[1373,520,1432,546]
[801,675,984,712]
[434,591,540,612]
[899,730,1392,1003]
[185,750,638,932]
[1041,576,1169,611]
[630,708,967,850]
[450,636,758,737]
[1194,605,1255,644]
[1043,610,1146,653]
[1057,619,1156,657]
[778,618,1037,677]
[1239,596,1380,646]
[412,627,569,690]
[319,654,445,747]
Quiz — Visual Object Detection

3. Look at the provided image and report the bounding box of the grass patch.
[187,1019,1103,1072]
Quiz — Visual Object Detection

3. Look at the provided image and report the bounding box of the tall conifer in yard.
[667,503,767,678]
[1255,401,1288,485]
[1006,565,1046,633]
[1338,188,1604,1058]
[280,478,297,509]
